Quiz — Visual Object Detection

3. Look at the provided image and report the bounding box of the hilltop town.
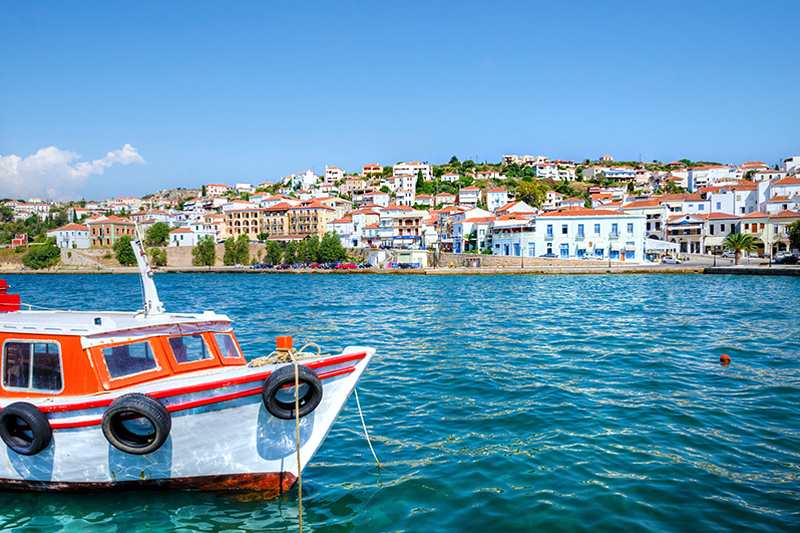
[2,154,800,269]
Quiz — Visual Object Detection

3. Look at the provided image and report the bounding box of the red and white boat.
[0,238,375,495]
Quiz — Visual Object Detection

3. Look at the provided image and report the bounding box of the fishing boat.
[0,237,375,495]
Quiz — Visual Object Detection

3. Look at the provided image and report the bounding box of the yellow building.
[288,200,335,238]
[225,208,264,240]
[262,202,293,238]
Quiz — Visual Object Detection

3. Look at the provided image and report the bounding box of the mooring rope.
[249,343,324,533]
[354,389,384,470]
[291,350,303,533]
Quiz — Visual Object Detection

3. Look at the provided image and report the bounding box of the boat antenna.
[131,222,165,316]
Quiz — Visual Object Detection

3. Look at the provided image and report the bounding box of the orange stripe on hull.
[0,471,298,495]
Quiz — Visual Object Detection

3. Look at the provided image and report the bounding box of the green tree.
[320,232,346,262]
[265,241,283,265]
[201,184,207,196]
[660,180,683,194]
[192,235,216,266]
[113,235,136,266]
[22,244,61,270]
[145,222,171,245]
[284,241,299,264]
[223,238,238,265]
[449,155,460,165]
[379,185,390,194]
[300,235,319,263]
[516,180,547,208]
[257,232,268,241]
[150,247,167,266]
[722,233,757,265]
[787,220,800,252]
[236,234,250,264]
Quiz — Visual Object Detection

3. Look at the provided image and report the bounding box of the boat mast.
[131,224,165,316]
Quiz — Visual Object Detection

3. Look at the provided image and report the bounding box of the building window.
[560,244,569,258]
[611,223,619,237]
[594,224,600,235]
[627,223,633,234]
[561,224,568,235]
[699,204,705,210]
[577,224,584,237]
[546,225,553,238]
[716,202,721,210]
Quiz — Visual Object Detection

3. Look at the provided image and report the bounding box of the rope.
[355,389,384,470]
[249,343,323,367]
[249,342,324,532]
[292,350,303,533]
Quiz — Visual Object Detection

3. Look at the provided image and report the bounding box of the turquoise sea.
[1,273,799,532]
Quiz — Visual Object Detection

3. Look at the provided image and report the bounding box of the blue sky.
[1,0,798,201]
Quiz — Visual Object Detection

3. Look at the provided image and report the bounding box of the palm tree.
[722,233,757,265]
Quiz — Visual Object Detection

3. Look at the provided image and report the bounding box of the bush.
[22,244,61,270]
[113,235,136,266]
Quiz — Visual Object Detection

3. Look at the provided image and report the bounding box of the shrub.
[22,244,61,270]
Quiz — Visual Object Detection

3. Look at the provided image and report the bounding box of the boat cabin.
[1,310,247,399]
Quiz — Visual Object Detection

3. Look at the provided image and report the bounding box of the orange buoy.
[720,354,731,365]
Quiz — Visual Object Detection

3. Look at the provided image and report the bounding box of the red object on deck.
[0,280,20,312]
[276,336,293,350]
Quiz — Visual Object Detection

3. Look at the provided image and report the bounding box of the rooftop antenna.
[131,222,165,317]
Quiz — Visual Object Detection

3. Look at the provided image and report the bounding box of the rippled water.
[1,273,799,532]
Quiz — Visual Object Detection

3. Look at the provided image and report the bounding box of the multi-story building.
[362,163,382,176]
[324,166,344,185]
[393,161,433,181]
[86,216,136,247]
[458,186,481,207]
[492,207,646,261]
[225,207,264,240]
[262,202,293,238]
[46,223,90,249]
[288,200,336,239]
[486,188,509,212]
[687,166,738,191]
[205,183,232,196]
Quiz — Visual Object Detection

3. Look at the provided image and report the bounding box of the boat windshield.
[168,335,212,364]
[214,333,241,359]
[101,340,158,379]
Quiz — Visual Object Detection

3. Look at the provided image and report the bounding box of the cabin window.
[3,340,63,392]
[169,335,212,363]
[214,333,242,359]
[102,340,158,379]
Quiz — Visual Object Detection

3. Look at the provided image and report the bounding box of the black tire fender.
[0,402,52,456]
[101,393,171,455]
[262,364,323,420]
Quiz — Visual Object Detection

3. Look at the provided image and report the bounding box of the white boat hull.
[0,347,375,495]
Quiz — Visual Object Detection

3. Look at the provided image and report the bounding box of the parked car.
[396,263,415,269]
[539,253,557,259]
[774,251,792,261]
[581,252,603,261]
[661,256,682,264]
[721,249,734,257]
[276,264,291,270]
[748,251,759,258]
[775,254,798,265]
[335,263,357,270]
[358,263,372,269]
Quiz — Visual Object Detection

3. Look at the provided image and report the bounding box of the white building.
[458,186,481,207]
[327,218,356,248]
[393,161,433,181]
[441,173,459,182]
[687,166,738,191]
[397,190,416,206]
[492,207,646,261]
[47,223,90,249]
[235,183,256,194]
[205,183,232,196]
[486,188,509,212]
[324,166,345,185]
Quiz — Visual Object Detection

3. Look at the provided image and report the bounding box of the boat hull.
[0,347,374,493]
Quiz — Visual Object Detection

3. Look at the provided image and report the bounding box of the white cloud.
[0,143,146,201]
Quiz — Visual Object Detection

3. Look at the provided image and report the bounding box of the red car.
[335,263,357,270]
